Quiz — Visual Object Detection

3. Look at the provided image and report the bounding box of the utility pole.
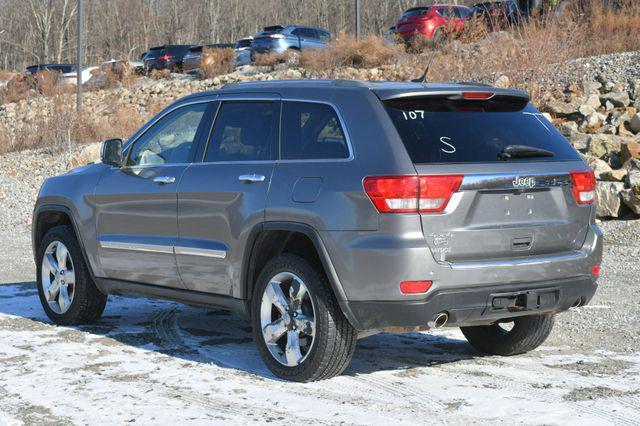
[76,0,83,113]
[355,0,361,39]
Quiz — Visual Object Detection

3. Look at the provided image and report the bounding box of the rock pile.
[541,76,640,218]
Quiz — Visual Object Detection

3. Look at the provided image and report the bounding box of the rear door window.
[281,101,349,160]
[204,101,278,162]
[384,96,579,164]
[317,30,331,42]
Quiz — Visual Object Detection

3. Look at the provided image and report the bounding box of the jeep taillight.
[419,175,463,212]
[569,170,596,205]
[363,175,463,213]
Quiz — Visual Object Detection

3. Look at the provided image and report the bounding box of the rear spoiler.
[374,87,530,102]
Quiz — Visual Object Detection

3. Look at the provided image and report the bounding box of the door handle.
[239,174,266,183]
[153,176,176,185]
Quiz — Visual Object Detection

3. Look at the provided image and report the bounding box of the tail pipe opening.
[428,311,449,329]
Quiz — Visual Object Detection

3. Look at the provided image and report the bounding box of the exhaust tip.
[571,298,584,308]
[428,311,449,329]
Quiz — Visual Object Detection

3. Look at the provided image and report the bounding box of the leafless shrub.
[200,48,236,78]
[300,34,402,70]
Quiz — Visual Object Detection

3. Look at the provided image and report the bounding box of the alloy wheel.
[41,240,76,314]
[260,271,316,367]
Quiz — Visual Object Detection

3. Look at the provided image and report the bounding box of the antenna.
[412,46,439,83]
[411,27,446,83]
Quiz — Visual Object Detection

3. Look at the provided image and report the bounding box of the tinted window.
[454,7,471,18]
[147,48,164,58]
[127,103,207,166]
[281,102,349,160]
[384,97,579,164]
[317,30,331,42]
[236,39,252,49]
[204,102,278,162]
[402,7,430,18]
[437,7,453,18]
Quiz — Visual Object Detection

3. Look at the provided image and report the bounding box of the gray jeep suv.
[33,80,602,382]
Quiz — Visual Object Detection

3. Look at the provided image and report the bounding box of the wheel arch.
[241,222,358,327]
[33,204,100,291]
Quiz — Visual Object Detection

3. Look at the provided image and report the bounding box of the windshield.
[384,96,579,164]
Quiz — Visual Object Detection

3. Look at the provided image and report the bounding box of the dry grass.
[149,69,171,80]
[200,48,236,78]
[0,70,15,80]
[101,63,139,89]
[300,33,402,70]
[581,0,640,56]
[0,92,152,155]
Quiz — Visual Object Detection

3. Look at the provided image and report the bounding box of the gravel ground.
[0,146,639,424]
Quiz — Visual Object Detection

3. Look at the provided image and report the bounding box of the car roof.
[179,79,528,102]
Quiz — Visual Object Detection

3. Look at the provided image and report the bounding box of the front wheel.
[36,225,107,325]
[251,254,357,382]
[461,314,555,356]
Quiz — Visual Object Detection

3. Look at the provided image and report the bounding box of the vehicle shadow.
[0,281,482,380]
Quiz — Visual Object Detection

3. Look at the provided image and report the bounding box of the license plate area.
[490,287,559,312]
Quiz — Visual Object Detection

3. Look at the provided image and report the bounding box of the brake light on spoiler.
[462,92,494,100]
[363,175,463,214]
[569,170,596,205]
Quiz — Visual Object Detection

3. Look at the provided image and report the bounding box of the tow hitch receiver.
[490,288,559,312]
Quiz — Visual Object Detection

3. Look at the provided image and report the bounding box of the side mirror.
[101,138,124,167]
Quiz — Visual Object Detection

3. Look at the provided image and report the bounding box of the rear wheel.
[461,314,554,356]
[251,254,357,382]
[36,225,107,325]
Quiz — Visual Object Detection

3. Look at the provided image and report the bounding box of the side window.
[299,28,317,39]
[317,30,331,42]
[127,103,207,166]
[437,8,452,18]
[281,102,349,160]
[454,7,469,18]
[292,28,304,37]
[204,101,278,162]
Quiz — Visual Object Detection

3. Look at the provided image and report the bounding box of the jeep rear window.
[384,96,579,164]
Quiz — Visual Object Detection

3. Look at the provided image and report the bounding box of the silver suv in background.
[251,25,331,57]
[32,80,602,382]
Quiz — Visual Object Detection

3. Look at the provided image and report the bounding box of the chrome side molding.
[99,241,174,255]
[174,246,227,259]
[100,240,227,259]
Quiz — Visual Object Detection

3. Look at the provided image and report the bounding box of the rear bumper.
[345,276,597,331]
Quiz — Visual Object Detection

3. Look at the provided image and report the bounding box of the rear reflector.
[462,92,494,100]
[570,170,596,205]
[400,280,433,294]
[591,265,601,278]
[363,175,463,214]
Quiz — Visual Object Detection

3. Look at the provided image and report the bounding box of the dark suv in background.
[143,45,194,72]
[33,80,602,382]
[251,25,331,56]
[472,0,523,30]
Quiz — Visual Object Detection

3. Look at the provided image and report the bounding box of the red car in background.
[395,4,471,43]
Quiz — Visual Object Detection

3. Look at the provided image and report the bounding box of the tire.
[251,254,357,382]
[36,225,107,326]
[460,314,555,356]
